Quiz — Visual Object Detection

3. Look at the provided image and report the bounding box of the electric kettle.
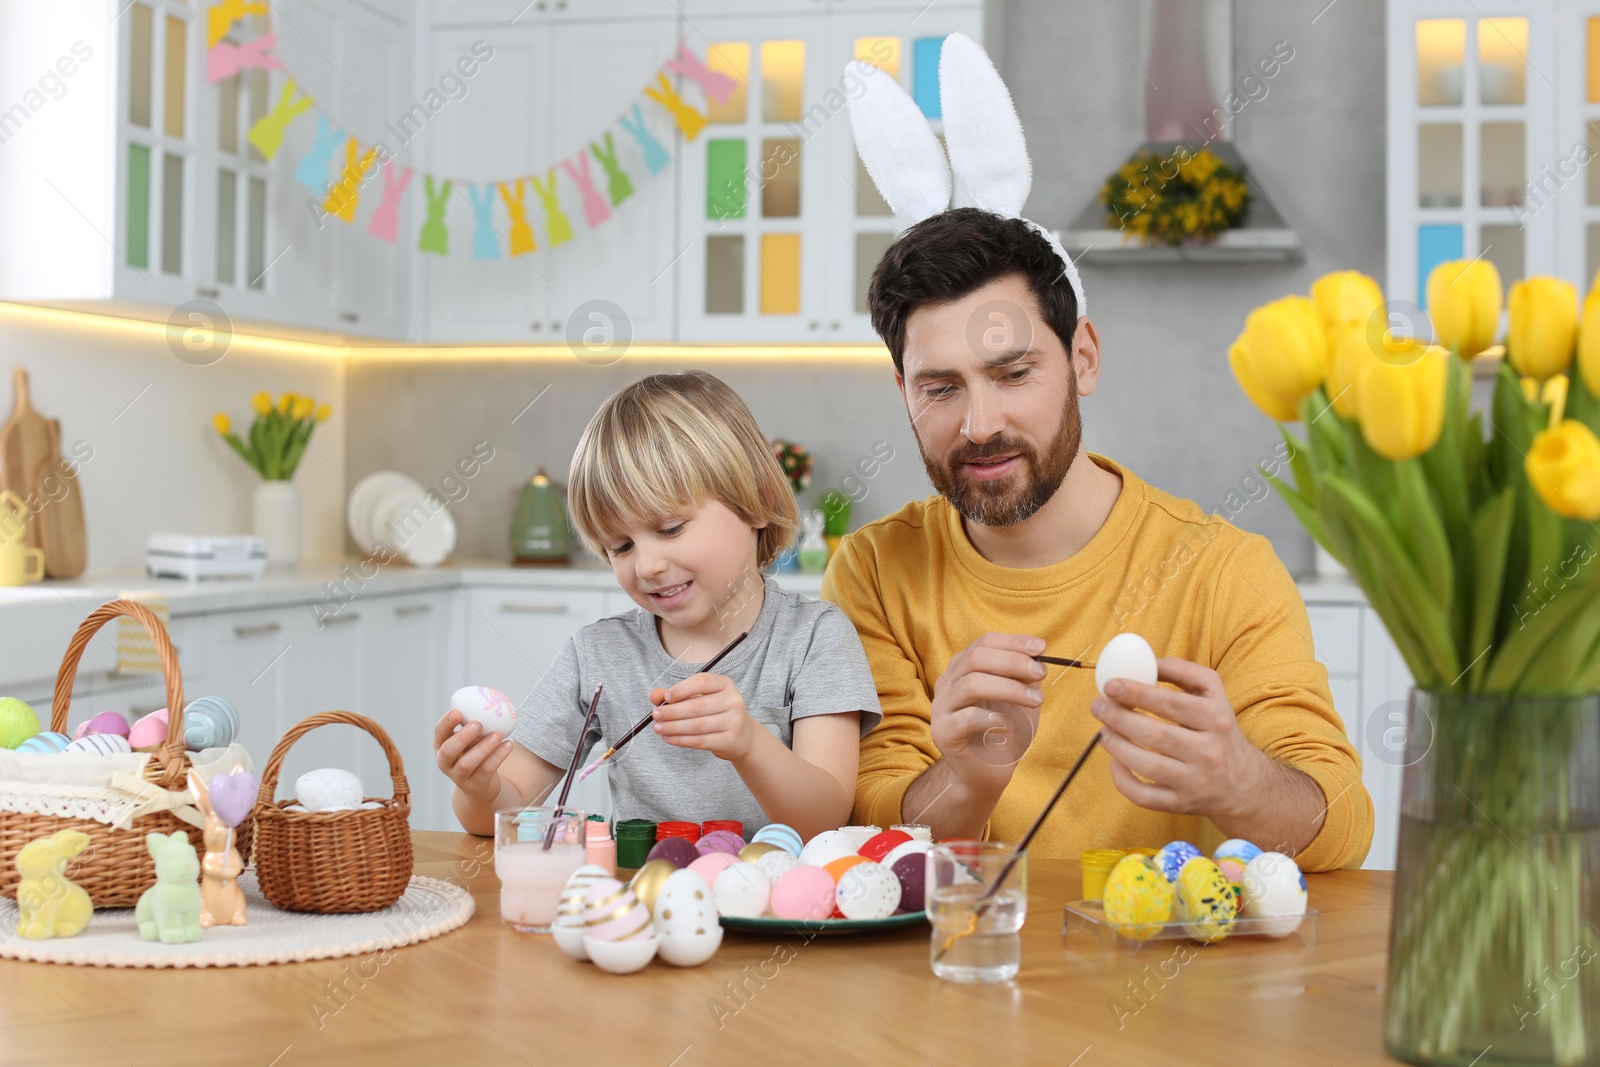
[509,468,573,563]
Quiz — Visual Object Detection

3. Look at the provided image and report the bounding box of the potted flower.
[213,392,331,567]
[1231,266,1599,1066]
[769,439,811,572]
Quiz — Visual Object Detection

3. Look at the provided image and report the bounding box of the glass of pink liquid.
[494,806,588,933]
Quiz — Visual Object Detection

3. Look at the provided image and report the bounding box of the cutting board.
[36,417,86,578]
[0,369,50,551]
[0,369,87,576]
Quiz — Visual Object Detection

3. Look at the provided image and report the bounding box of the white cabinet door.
[1359,609,1413,872]
[419,25,554,341]
[206,605,299,791]
[463,587,609,706]
[280,607,370,793]
[364,592,454,830]
[546,16,682,345]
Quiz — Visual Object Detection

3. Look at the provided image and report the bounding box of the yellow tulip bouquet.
[1232,266,1600,1065]
[212,391,331,480]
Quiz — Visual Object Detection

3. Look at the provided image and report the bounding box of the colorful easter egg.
[753,848,799,884]
[686,852,738,885]
[1216,857,1249,901]
[16,731,71,755]
[769,865,837,922]
[881,839,934,869]
[738,841,781,864]
[647,837,700,870]
[858,829,912,863]
[628,859,678,913]
[183,696,240,751]
[890,852,927,912]
[452,685,516,733]
[1102,854,1175,941]
[823,855,869,883]
[74,711,130,739]
[1154,840,1202,883]
[63,733,133,756]
[554,864,611,960]
[582,878,654,942]
[836,861,900,920]
[128,709,169,752]
[750,822,803,857]
[1175,857,1238,942]
[696,830,746,856]
[0,698,39,749]
[1241,852,1308,938]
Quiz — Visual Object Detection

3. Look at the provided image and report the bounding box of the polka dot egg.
[836,861,901,920]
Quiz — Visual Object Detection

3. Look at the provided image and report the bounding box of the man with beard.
[821,209,1373,870]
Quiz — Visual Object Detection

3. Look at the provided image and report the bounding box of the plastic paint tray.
[1063,900,1320,952]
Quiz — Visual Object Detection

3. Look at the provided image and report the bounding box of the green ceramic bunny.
[135,831,203,944]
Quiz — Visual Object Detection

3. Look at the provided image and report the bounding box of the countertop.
[0,829,1400,1066]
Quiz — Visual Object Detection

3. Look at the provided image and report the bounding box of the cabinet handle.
[339,311,359,324]
[195,286,220,299]
[129,703,166,717]
[829,321,840,330]
[395,603,433,617]
[500,601,570,614]
[233,622,281,637]
[531,322,543,331]
[323,612,361,625]
[808,321,819,330]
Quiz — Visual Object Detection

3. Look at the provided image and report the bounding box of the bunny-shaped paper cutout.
[843,33,1086,315]
[368,161,414,243]
[466,183,502,259]
[499,179,537,256]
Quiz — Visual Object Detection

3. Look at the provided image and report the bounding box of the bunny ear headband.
[845,32,1087,316]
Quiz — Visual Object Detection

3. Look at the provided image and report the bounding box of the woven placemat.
[0,870,474,968]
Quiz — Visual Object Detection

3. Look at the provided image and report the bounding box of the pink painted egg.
[74,711,130,740]
[769,865,837,922]
[582,878,654,942]
[687,852,738,885]
[452,685,516,733]
[128,708,169,752]
[696,829,746,856]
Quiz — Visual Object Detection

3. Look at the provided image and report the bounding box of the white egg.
[712,861,771,918]
[452,685,517,733]
[753,849,800,884]
[835,861,901,920]
[1241,852,1308,938]
[881,839,934,869]
[798,829,858,869]
[653,869,719,939]
[295,767,364,811]
[1095,632,1158,696]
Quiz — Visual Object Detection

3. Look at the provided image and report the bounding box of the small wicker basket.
[251,711,413,913]
[0,599,253,907]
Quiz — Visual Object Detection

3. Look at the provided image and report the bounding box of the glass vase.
[1385,689,1600,1066]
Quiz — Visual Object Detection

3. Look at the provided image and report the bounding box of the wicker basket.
[251,711,413,913]
[0,599,253,907]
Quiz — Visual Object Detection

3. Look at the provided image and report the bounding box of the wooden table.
[0,831,1402,1066]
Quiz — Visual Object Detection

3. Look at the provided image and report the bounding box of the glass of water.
[927,841,1028,983]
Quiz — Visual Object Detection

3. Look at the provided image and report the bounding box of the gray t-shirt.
[513,578,882,832]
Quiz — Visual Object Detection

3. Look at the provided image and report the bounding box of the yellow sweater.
[822,455,1374,872]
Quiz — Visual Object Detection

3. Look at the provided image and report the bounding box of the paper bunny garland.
[844,33,1087,316]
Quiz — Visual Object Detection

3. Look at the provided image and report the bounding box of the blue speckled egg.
[1154,840,1202,882]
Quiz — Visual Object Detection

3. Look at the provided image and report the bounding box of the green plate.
[719,911,927,936]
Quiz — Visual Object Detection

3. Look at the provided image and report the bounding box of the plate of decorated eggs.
[1066,838,1316,949]
[632,823,934,936]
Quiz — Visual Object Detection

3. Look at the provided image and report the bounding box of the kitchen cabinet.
[363,591,459,832]
[1386,0,1571,310]
[675,5,983,342]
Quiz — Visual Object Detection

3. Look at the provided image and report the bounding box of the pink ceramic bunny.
[189,770,247,927]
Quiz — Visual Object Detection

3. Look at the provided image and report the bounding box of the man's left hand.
[1089,657,1269,819]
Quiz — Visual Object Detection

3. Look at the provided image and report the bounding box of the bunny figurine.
[135,831,203,943]
[14,829,93,940]
[189,770,248,927]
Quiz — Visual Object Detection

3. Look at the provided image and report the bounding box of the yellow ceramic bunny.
[15,829,93,940]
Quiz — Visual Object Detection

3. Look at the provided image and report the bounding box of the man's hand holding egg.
[1090,637,1269,822]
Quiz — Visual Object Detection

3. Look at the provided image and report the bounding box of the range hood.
[1058,0,1302,265]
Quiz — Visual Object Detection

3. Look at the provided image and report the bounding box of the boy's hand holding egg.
[648,673,757,762]
[1090,637,1268,821]
[433,685,516,805]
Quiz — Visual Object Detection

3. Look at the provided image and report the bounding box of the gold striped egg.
[738,841,781,864]
[555,864,611,928]
[583,880,654,942]
[1102,854,1174,941]
[628,859,677,913]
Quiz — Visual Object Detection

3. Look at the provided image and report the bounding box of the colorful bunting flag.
[419,177,452,255]
[530,170,574,248]
[561,153,611,229]
[643,73,707,141]
[619,104,671,176]
[590,132,635,207]
[367,160,413,243]
[466,184,501,260]
[499,179,537,257]
[206,33,282,83]
[293,115,346,194]
[207,0,267,48]
[324,138,378,222]
[664,42,738,104]
[245,79,310,160]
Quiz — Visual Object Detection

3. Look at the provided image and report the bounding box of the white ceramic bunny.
[189,770,248,927]
[843,33,1088,315]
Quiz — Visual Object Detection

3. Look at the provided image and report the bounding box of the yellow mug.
[0,490,28,546]
[0,541,45,586]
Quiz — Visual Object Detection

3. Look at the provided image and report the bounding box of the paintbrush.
[934,731,1103,961]
[573,630,750,783]
[541,683,603,850]
[1035,654,1095,670]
